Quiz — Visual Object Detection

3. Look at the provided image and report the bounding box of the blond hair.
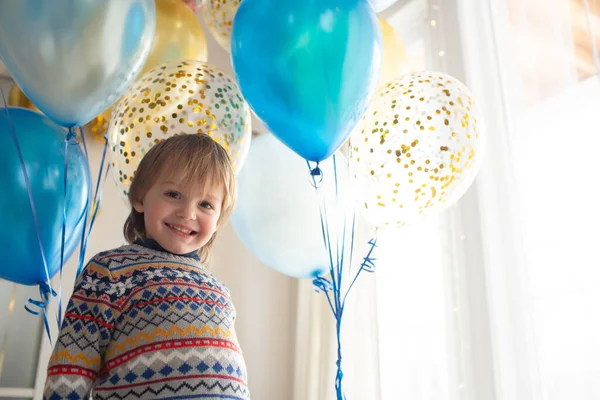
[123,134,236,264]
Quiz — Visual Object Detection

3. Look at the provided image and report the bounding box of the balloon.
[350,72,485,229]
[378,18,405,89]
[86,0,209,140]
[146,0,208,75]
[200,0,241,52]
[339,18,404,149]
[231,0,382,162]
[0,108,91,285]
[0,0,156,127]
[107,60,252,201]
[370,0,398,12]
[232,134,354,279]
[10,83,110,143]
[9,83,112,143]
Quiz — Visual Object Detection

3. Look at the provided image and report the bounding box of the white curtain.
[458,0,600,398]
[294,0,600,399]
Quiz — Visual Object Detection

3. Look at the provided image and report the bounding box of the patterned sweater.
[43,240,249,400]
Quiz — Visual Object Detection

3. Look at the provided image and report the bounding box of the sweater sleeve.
[43,256,120,400]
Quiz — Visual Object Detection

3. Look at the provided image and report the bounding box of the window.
[507,0,600,396]
[378,0,600,398]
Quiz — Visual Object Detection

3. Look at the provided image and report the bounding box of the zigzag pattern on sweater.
[44,375,92,394]
[114,308,232,338]
[107,325,234,357]
[95,378,250,400]
[44,244,249,400]
[102,351,247,387]
[116,268,230,300]
[104,341,244,372]
[49,348,101,369]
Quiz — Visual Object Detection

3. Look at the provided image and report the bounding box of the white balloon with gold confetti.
[199,0,241,52]
[350,71,485,229]
[107,60,251,202]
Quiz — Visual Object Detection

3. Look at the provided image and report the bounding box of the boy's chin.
[161,240,199,255]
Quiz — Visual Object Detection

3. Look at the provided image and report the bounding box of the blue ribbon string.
[344,236,377,305]
[77,133,110,277]
[308,153,379,400]
[306,158,344,399]
[56,128,77,330]
[79,125,89,162]
[307,162,337,289]
[312,275,335,315]
[24,282,57,347]
[345,140,357,276]
[75,126,92,278]
[306,158,343,400]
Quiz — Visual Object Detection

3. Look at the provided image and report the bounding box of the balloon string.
[308,159,347,400]
[346,141,357,276]
[56,128,75,330]
[308,155,379,400]
[333,155,342,285]
[74,125,91,278]
[344,236,378,305]
[24,282,57,347]
[77,133,110,277]
[56,128,80,328]
[307,161,338,292]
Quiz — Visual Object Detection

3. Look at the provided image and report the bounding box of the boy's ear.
[133,200,144,213]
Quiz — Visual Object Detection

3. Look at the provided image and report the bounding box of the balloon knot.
[66,129,77,141]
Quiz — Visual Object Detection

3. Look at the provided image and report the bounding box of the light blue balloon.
[231,134,352,279]
[231,0,382,162]
[0,108,91,286]
[0,0,156,128]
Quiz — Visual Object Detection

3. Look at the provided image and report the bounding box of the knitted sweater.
[43,241,249,400]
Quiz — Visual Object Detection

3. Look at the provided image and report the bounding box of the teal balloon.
[0,108,91,285]
[231,0,382,162]
[0,0,156,128]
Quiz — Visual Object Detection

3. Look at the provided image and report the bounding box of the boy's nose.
[177,202,197,220]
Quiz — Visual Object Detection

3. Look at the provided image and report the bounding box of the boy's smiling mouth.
[165,223,197,236]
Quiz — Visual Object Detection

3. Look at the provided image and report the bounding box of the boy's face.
[133,176,224,256]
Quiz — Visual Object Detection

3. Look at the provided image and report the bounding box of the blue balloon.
[0,0,155,128]
[231,0,382,162]
[0,108,91,285]
[231,134,353,279]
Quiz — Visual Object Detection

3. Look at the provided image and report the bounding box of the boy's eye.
[200,201,213,210]
[165,191,181,199]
